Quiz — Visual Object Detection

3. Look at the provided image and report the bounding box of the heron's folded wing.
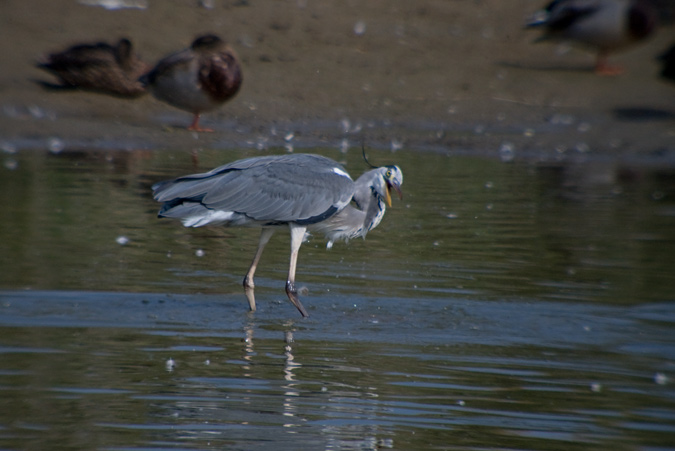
[203,155,355,223]
[153,154,355,224]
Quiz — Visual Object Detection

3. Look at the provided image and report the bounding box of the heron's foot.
[244,287,256,312]
[285,281,309,318]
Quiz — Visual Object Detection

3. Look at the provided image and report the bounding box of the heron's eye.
[385,169,392,179]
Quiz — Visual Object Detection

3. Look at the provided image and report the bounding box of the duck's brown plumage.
[143,34,243,132]
[37,38,148,97]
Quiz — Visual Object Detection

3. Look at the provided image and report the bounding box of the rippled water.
[1,148,674,450]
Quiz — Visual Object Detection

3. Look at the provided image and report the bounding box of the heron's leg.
[244,228,275,289]
[244,287,256,312]
[286,224,309,318]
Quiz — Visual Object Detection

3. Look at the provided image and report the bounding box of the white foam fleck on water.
[47,138,65,154]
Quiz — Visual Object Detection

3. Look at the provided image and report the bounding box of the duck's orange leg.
[594,52,624,76]
[187,113,214,132]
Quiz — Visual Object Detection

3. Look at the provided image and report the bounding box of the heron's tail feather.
[159,201,236,227]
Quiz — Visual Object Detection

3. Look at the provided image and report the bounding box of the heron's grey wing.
[152,155,278,200]
[152,158,270,221]
[153,154,355,224]
[202,154,355,223]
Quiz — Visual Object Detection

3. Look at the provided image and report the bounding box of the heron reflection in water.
[152,152,403,317]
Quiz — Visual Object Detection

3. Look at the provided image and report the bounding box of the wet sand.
[1,0,674,159]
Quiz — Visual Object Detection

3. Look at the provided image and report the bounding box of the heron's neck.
[309,169,388,248]
[360,187,387,232]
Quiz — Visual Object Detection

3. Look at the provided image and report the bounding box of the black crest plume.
[361,144,378,168]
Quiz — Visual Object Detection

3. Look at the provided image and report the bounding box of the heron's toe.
[285,281,309,318]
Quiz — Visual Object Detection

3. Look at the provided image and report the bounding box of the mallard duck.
[142,34,242,132]
[36,38,148,97]
[658,44,675,82]
[526,0,658,75]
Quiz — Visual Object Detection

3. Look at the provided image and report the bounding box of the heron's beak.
[385,181,403,207]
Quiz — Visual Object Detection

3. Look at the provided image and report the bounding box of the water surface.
[1,148,674,450]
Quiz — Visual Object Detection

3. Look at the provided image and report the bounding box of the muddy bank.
[0,0,674,160]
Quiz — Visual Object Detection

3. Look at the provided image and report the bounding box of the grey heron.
[152,153,403,317]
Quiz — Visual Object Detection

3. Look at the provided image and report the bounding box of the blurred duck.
[658,44,675,82]
[142,34,242,132]
[37,38,148,97]
[526,0,658,75]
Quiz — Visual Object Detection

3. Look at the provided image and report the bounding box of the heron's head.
[377,165,403,207]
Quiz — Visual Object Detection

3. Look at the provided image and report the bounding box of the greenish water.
[1,147,674,450]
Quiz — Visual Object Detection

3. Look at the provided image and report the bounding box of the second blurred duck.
[142,34,243,132]
[36,38,148,97]
[526,0,658,75]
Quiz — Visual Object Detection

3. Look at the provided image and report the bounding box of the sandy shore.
[1,0,673,160]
